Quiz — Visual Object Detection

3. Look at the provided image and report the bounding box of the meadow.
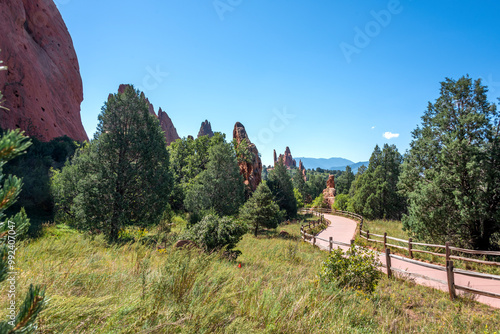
[2,220,499,333]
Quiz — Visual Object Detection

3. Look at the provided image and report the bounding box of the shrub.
[183,214,247,253]
[332,193,350,211]
[319,245,381,293]
[310,193,329,209]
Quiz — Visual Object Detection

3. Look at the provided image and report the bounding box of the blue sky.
[56,0,500,167]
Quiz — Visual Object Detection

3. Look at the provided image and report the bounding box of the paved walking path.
[315,213,500,309]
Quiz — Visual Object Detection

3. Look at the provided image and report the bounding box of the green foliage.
[184,142,245,220]
[240,182,282,236]
[310,193,329,209]
[293,188,304,208]
[305,174,329,202]
[335,165,355,195]
[0,129,46,333]
[292,168,308,201]
[320,245,382,293]
[168,133,226,211]
[349,144,405,220]
[332,193,351,211]
[267,160,297,218]
[399,76,500,250]
[183,213,247,253]
[52,85,173,241]
[2,135,79,231]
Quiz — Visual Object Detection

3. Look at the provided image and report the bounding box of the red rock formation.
[275,146,297,168]
[118,84,180,145]
[298,160,307,181]
[0,0,87,142]
[273,149,277,164]
[158,107,180,145]
[326,175,335,189]
[233,122,262,193]
[197,120,214,138]
[323,175,336,206]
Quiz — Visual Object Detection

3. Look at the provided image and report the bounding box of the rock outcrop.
[327,174,335,189]
[197,120,214,138]
[298,160,307,181]
[233,122,262,193]
[158,108,180,145]
[0,0,87,142]
[323,175,336,206]
[118,84,180,145]
[275,146,297,168]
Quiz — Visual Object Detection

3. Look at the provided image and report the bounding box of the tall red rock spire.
[233,122,262,193]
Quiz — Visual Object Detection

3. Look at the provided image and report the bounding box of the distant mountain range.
[295,157,368,173]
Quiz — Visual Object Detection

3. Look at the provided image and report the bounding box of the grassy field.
[1,221,500,333]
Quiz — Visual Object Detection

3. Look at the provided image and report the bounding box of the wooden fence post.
[446,260,456,300]
[359,220,363,236]
[301,226,304,241]
[367,230,370,241]
[385,248,392,278]
[445,242,450,262]
[313,235,316,247]
[408,237,413,259]
[329,237,333,253]
[384,232,387,250]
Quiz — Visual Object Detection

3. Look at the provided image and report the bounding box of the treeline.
[49,85,296,245]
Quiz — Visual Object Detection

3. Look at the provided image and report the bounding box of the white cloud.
[383,132,400,139]
[371,126,376,130]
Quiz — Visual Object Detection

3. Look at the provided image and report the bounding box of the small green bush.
[332,193,350,211]
[309,193,329,209]
[319,245,381,293]
[183,214,247,253]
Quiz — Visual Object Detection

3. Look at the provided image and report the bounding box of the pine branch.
[8,284,46,333]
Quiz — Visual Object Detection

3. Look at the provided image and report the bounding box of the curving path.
[315,213,500,309]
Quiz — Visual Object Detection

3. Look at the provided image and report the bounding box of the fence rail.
[301,208,500,303]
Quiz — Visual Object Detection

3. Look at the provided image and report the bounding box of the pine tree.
[350,144,404,220]
[267,160,297,218]
[399,76,500,249]
[185,141,245,219]
[240,182,281,236]
[0,131,46,333]
[52,85,173,241]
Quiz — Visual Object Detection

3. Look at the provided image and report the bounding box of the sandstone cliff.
[0,0,87,141]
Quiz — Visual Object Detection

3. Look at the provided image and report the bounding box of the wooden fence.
[301,208,500,302]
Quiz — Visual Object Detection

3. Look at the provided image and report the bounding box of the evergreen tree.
[185,142,245,219]
[168,133,225,211]
[399,76,500,249]
[52,86,173,241]
[292,168,307,200]
[267,160,297,218]
[350,144,405,220]
[240,182,282,236]
[335,166,355,195]
[0,132,46,333]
